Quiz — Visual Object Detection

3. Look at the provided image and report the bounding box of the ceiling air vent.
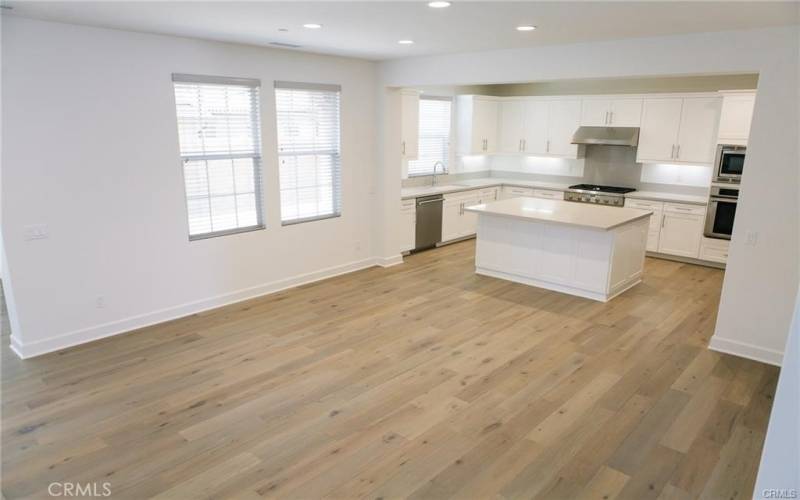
[269,42,302,49]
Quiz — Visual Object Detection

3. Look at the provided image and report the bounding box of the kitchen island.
[465,198,652,301]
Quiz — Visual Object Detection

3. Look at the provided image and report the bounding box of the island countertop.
[465,197,652,231]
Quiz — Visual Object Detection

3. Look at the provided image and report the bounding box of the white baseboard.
[11,256,390,359]
[374,254,404,268]
[709,335,784,367]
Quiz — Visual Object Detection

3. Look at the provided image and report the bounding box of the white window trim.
[172,73,265,241]
[407,95,453,178]
[274,81,343,226]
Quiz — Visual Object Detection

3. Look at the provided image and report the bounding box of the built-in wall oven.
[704,185,739,240]
[714,144,746,183]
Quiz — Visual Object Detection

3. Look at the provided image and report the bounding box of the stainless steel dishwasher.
[414,194,443,252]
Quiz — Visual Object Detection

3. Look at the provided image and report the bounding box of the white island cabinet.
[466,198,651,302]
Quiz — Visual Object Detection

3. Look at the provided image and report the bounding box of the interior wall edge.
[708,335,784,367]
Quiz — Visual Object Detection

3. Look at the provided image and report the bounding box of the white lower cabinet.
[700,237,730,263]
[442,196,462,242]
[625,198,664,252]
[627,198,714,261]
[657,203,706,258]
[400,199,416,252]
[443,188,499,242]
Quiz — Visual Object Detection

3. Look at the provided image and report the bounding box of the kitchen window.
[407,97,452,177]
[274,81,342,225]
[172,74,264,240]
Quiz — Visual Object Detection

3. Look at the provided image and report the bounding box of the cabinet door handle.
[523,139,526,151]
[519,139,523,152]
[661,216,666,228]
[605,111,609,124]
[609,111,614,124]
[546,139,550,153]
[670,144,675,159]
[402,141,406,155]
[676,144,681,159]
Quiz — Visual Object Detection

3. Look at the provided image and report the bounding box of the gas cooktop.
[564,184,636,207]
[567,184,637,194]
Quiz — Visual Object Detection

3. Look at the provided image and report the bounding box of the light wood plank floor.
[1,240,778,499]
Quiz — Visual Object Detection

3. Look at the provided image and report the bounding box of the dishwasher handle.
[417,199,443,207]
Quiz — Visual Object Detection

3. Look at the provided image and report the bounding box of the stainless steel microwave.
[714,144,746,183]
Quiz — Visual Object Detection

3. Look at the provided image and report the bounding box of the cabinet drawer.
[532,189,563,200]
[504,186,535,197]
[700,238,730,263]
[444,189,478,201]
[664,202,706,216]
[480,188,499,201]
[401,198,416,210]
[625,198,664,211]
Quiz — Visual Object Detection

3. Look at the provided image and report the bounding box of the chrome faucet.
[432,161,446,186]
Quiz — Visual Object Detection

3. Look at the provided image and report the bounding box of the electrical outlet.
[24,224,49,241]
[96,296,106,309]
[745,231,759,246]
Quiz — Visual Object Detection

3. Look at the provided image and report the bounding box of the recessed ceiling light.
[398,40,415,45]
[303,23,322,29]
[516,25,537,32]
[428,1,451,7]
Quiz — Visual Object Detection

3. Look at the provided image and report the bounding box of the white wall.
[753,286,800,499]
[1,17,378,357]
[377,24,800,365]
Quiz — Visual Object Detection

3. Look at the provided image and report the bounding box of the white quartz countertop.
[400,177,708,205]
[400,178,571,199]
[465,197,653,231]
[626,190,708,205]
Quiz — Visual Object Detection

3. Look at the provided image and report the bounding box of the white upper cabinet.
[675,97,723,164]
[609,99,644,127]
[717,91,756,145]
[546,99,583,157]
[457,95,499,155]
[637,98,683,163]
[522,100,549,155]
[496,98,581,158]
[636,96,721,164]
[580,99,612,127]
[580,98,642,127]
[498,99,526,153]
[400,89,420,161]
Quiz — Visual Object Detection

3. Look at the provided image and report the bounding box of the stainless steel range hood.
[571,126,640,147]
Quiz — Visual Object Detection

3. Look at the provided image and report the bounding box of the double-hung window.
[172,74,264,240]
[407,96,452,177]
[274,81,342,225]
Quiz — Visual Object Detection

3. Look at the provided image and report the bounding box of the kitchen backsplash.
[403,144,712,196]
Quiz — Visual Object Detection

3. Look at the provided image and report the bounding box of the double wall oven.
[705,144,745,240]
[704,185,739,240]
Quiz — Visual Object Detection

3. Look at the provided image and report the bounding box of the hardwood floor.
[1,240,778,499]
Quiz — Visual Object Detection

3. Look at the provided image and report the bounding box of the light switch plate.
[24,224,49,241]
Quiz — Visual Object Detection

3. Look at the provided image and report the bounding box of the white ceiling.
[4,1,799,61]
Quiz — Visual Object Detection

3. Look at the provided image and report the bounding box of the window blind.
[274,81,342,225]
[407,97,452,177]
[172,74,264,240]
